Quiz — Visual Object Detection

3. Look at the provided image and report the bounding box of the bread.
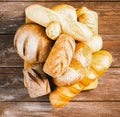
[43,34,75,78]
[77,7,98,36]
[14,23,52,64]
[23,63,51,98]
[73,42,92,68]
[86,36,103,53]
[25,4,60,27]
[46,21,61,40]
[25,4,92,42]
[51,4,77,21]
[91,50,113,75]
[49,50,112,108]
[53,59,85,87]
[59,18,92,42]
[83,79,98,91]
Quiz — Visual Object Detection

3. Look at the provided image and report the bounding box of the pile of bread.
[14,4,112,108]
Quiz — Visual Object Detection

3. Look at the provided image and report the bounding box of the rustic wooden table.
[0,0,120,117]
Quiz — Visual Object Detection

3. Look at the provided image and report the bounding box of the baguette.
[43,34,75,78]
[25,4,92,42]
[23,63,51,98]
[77,7,98,36]
[49,50,112,108]
[14,23,52,64]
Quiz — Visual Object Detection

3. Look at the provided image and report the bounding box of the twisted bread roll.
[49,50,112,108]
[23,63,51,98]
[43,34,75,78]
[77,7,98,36]
[14,23,52,64]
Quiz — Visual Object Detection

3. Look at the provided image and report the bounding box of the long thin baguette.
[43,34,75,78]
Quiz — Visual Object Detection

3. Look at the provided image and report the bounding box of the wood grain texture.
[0,102,120,117]
[0,1,120,116]
[0,2,120,34]
[0,68,119,101]
[0,35,120,67]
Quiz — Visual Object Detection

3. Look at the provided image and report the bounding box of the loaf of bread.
[77,7,98,36]
[25,4,92,42]
[49,50,112,108]
[23,63,51,98]
[14,23,52,64]
[73,42,92,68]
[43,34,75,78]
[51,4,77,21]
[53,59,85,86]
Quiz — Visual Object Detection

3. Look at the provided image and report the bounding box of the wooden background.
[0,0,120,117]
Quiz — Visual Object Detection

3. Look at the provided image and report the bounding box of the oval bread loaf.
[14,23,52,64]
[43,34,75,78]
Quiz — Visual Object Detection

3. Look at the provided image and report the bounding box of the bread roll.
[86,36,103,53]
[91,50,112,75]
[46,21,61,40]
[43,34,75,78]
[23,63,51,98]
[73,42,92,68]
[51,4,77,21]
[77,7,98,36]
[53,59,85,86]
[14,23,52,64]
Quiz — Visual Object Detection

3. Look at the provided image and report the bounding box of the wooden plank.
[0,35,120,67]
[0,2,120,34]
[0,0,120,2]
[0,102,120,117]
[0,68,120,101]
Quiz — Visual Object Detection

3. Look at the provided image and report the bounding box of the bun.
[14,23,52,64]
[43,34,75,78]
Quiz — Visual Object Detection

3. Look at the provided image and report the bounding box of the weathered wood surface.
[0,102,120,117]
[0,2,120,35]
[0,68,120,101]
[0,35,120,67]
[0,0,120,116]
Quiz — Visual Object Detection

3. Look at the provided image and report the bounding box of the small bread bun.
[43,34,75,78]
[51,4,77,21]
[14,23,52,64]
[46,21,61,40]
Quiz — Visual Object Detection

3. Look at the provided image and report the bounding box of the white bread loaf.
[43,34,75,78]
[14,23,52,64]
